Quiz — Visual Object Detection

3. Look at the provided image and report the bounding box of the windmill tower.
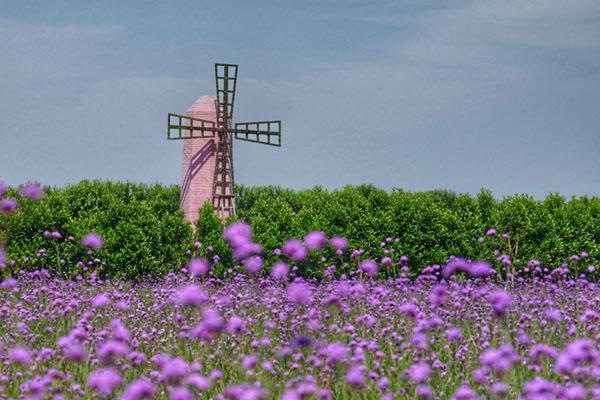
[168,63,281,224]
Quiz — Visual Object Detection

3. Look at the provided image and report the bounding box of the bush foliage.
[1,181,598,279]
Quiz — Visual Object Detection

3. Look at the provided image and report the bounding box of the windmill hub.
[167,63,282,224]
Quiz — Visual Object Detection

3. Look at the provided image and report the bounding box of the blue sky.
[1,0,599,198]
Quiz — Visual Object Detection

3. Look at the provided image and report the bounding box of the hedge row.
[1,181,598,279]
[0,181,191,278]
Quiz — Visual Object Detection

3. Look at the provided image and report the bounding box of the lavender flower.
[187,258,210,277]
[161,357,189,384]
[346,365,366,388]
[243,255,264,274]
[270,261,289,281]
[287,282,312,305]
[120,376,155,400]
[0,198,18,214]
[407,362,431,384]
[175,284,209,307]
[304,231,328,250]
[88,367,123,397]
[20,181,44,200]
[8,346,31,364]
[82,233,104,249]
[330,235,348,252]
[489,290,513,317]
[358,259,378,277]
[282,239,307,261]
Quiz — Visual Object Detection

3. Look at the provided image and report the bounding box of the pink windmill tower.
[167,63,281,225]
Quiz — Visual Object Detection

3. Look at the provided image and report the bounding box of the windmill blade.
[233,121,281,147]
[215,63,238,128]
[167,113,218,140]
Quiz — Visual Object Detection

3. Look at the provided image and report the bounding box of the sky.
[1,0,599,199]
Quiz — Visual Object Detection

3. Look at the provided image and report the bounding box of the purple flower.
[242,354,259,370]
[444,327,462,343]
[120,376,155,400]
[291,335,313,348]
[429,284,447,307]
[330,235,348,252]
[442,257,470,278]
[8,346,31,364]
[88,367,123,397]
[480,344,518,373]
[358,259,378,277]
[223,221,252,245]
[201,308,225,333]
[222,384,267,400]
[0,277,18,289]
[92,293,110,308]
[398,302,419,320]
[232,241,262,262]
[287,282,312,305]
[0,247,6,268]
[304,231,328,250]
[407,362,431,384]
[490,382,508,397]
[324,342,348,365]
[243,255,264,274]
[127,351,146,366]
[188,258,210,277]
[185,374,211,391]
[563,384,586,400]
[381,256,393,266]
[452,385,477,400]
[97,340,129,364]
[522,377,559,399]
[555,339,599,375]
[20,181,44,200]
[530,344,558,363]
[111,319,130,343]
[486,228,497,236]
[169,387,193,400]
[64,342,87,362]
[175,285,209,308]
[346,365,366,388]
[82,233,104,249]
[416,385,433,399]
[270,261,289,281]
[0,198,18,214]
[282,239,307,261]
[489,290,512,317]
[223,222,261,261]
[468,260,493,277]
[161,357,189,384]
[227,316,246,335]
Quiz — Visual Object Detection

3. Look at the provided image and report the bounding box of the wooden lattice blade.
[167,113,218,140]
[215,63,238,126]
[233,120,281,147]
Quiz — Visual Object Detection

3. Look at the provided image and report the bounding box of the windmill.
[167,63,281,222]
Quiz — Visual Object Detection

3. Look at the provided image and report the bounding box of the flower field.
[1,182,599,399]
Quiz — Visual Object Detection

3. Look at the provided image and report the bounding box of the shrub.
[0,181,192,279]
[1,181,598,279]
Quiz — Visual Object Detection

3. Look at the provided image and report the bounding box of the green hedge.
[228,186,599,277]
[1,181,598,279]
[0,181,192,279]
